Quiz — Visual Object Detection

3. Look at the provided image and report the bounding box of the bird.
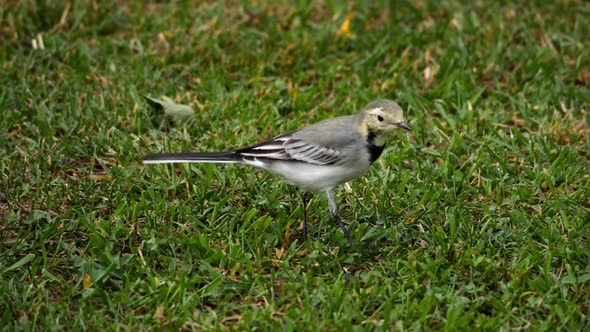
[143,99,412,244]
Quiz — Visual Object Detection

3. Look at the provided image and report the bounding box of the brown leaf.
[508,115,526,128]
[576,70,590,86]
[423,64,439,88]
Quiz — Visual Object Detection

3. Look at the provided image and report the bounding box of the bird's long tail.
[143,152,241,164]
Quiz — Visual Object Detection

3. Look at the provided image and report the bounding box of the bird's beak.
[397,121,412,132]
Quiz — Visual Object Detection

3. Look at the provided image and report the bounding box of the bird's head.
[361,99,412,135]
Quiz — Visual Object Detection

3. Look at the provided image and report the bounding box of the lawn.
[1,0,589,330]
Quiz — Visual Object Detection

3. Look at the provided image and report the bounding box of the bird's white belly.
[265,161,371,192]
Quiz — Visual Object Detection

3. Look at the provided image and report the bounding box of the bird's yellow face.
[362,99,412,134]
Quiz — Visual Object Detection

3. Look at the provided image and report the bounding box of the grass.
[1,0,589,330]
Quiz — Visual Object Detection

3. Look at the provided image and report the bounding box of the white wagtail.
[143,99,412,243]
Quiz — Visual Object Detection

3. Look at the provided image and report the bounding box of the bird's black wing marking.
[235,133,293,160]
[235,133,346,165]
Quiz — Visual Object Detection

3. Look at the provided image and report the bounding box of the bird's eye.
[377,115,384,122]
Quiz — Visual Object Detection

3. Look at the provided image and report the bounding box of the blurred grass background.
[1,0,589,330]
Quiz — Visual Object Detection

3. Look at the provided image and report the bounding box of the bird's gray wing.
[235,115,362,165]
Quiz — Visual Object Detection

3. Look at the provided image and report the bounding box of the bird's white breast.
[263,159,372,192]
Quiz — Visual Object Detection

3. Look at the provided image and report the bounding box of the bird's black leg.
[326,189,353,244]
[301,191,309,241]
